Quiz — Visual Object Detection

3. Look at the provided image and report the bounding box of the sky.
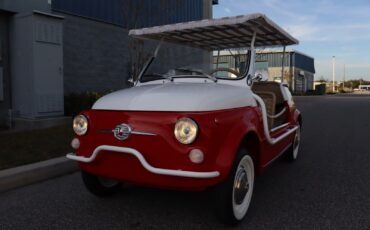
[213,0,370,81]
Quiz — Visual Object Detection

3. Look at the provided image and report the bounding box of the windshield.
[138,41,252,83]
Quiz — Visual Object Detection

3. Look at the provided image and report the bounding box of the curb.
[0,156,78,193]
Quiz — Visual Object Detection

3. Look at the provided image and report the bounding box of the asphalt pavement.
[0,94,369,229]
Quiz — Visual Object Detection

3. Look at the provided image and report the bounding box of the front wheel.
[81,171,122,197]
[212,149,255,225]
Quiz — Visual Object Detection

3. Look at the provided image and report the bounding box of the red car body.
[75,102,300,190]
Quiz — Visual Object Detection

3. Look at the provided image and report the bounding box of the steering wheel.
[209,68,241,78]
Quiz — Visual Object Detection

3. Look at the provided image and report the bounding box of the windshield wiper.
[141,73,173,83]
[135,38,164,86]
[174,67,217,83]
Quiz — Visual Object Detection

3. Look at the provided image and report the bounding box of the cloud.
[313,1,370,18]
[213,0,370,80]
[287,23,370,42]
[346,63,370,69]
[285,24,319,39]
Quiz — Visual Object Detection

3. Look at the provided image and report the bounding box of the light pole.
[343,64,345,91]
[332,56,336,92]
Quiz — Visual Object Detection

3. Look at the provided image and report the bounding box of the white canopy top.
[129,13,298,50]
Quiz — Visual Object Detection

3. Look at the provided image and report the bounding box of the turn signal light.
[189,149,204,164]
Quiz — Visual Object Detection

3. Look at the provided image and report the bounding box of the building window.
[213,62,229,78]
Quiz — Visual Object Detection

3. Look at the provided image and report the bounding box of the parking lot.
[0,94,369,230]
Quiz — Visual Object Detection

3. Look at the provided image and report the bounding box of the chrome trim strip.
[270,123,289,132]
[253,93,298,145]
[66,145,220,179]
[267,107,287,119]
[131,131,157,136]
[96,129,157,136]
[271,126,298,144]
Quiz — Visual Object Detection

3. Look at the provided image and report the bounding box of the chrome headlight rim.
[174,117,198,145]
[73,114,88,136]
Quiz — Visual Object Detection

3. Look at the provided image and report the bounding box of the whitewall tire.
[81,171,122,197]
[287,126,301,161]
[212,149,255,225]
[232,155,254,220]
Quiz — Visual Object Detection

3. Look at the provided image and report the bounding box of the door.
[33,14,64,117]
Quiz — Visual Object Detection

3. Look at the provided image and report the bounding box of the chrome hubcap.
[234,167,249,205]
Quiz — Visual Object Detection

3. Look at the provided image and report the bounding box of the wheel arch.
[214,107,262,182]
[239,131,261,175]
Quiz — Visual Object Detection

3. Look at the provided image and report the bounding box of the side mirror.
[246,73,263,86]
[254,73,263,81]
[127,77,135,86]
[246,74,253,86]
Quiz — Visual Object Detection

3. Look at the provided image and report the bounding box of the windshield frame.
[135,31,257,85]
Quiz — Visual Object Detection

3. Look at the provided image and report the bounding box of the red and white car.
[67,13,302,225]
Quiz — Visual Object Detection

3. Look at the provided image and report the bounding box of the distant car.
[67,13,302,225]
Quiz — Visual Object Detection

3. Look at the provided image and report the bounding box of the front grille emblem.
[113,124,132,141]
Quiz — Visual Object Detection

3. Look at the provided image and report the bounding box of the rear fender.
[294,109,302,126]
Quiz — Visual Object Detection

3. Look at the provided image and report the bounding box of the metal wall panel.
[256,52,291,68]
[52,0,203,28]
[294,52,315,73]
[0,0,51,14]
[52,0,124,26]
[256,52,315,73]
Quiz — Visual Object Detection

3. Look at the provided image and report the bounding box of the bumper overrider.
[66,145,220,179]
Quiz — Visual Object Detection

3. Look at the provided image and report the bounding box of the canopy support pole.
[242,30,257,79]
[248,31,257,77]
[215,50,221,69]
[251,31,257,48]
[281,45,286,83]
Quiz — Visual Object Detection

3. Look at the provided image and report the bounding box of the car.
[67,13,302,225]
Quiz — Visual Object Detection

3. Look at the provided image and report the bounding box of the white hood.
[92,83,257,112]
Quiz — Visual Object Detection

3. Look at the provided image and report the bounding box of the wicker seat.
[252,82,288,129]
[252,91,276,128]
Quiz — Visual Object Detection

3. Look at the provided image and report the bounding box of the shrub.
[64,91,108,116]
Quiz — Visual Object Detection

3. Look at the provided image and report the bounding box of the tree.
[345,79,370,88]
[120,0,178,83]
[317,76,327,82]
[120,0,148,83]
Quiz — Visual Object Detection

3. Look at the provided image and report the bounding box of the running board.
[252,93,298,145]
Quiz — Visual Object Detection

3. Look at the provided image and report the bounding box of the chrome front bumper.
[66,145,220,179]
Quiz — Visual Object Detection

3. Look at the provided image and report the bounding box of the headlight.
[174,118,198,144]
[73,115,88,136]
